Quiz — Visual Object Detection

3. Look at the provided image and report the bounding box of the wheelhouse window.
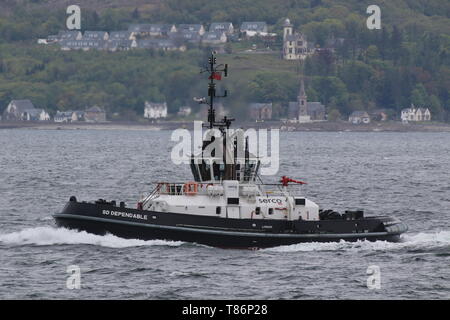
[190,157,201,182]
[198,161,212,181]
[212,161,225,181]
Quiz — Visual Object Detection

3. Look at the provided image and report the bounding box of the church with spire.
[288,77,326,122]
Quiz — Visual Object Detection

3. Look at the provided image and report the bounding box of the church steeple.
[298,77,307,117]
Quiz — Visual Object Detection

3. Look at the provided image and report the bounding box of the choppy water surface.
[0,129,449,299]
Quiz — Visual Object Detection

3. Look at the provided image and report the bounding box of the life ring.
[183,182,198,195]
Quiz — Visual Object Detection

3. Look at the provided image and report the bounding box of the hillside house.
[202,31,227,44]
[60,39,109,51]
[170,30,202,44]
[128,24,177,37]
[178,106,192,117]
[108,39,137,51]
[282,18,311,60]
[249,103,273,121]
[178,24,205,35]
[109,31,135,41]
[22,109,50,121]
[84,106,106,122]
[83,31,109,41]
[401,104,431,123]
[144,102,168,119]
[54,111,84,123]
[3,100,49,121]
[209,22,234,35]
[349,111,371,124]
[57,30,82,41]
[240,22,268,37]
[370,109,388,121]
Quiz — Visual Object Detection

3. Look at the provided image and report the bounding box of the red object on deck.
[280,176,307,187]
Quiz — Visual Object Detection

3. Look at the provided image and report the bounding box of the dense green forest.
[0,0,449,120]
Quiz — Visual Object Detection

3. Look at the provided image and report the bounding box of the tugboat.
[53,53,408,248]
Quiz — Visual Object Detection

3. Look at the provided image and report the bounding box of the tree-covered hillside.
[0,0,448,120]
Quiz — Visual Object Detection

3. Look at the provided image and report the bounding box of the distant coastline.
[1,121,450,132]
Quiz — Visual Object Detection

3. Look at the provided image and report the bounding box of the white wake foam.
[0,227,184,248]
[264,231,450,253]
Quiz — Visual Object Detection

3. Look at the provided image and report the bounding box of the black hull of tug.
[53,201,407,248]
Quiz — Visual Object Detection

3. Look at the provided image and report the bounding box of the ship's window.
[295,198,306,205]
[227,198,239,205]
[243,160,257,181]
[255,207,261,215]
[268,208,273,215]
[216,207,221,215]
[190,160,201,182]
[212,162,222,181]
[199,161,212,181]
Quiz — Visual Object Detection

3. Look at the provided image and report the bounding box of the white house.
[240,22,268,37]
[178,24,205,36]
[54,111,85,123]
[401,104,431,123]
[22,109,51,121]
[282,18,311,60]
[209,22,234,35]
[144,102,168,119]
[202,31,227,44]
[3,99,50,121]
[178,106,192,117]
[349,111,371,124]
[82,31,109,41]
[128,24,177,37]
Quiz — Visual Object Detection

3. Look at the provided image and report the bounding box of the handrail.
[144,181,304,198]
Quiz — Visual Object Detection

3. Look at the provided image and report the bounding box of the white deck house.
[401,104,431,123]
[144,102,168,119]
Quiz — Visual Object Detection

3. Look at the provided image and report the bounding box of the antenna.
[199,51,230,131]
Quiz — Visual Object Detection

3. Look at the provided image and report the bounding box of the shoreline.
[1,120,450,132]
